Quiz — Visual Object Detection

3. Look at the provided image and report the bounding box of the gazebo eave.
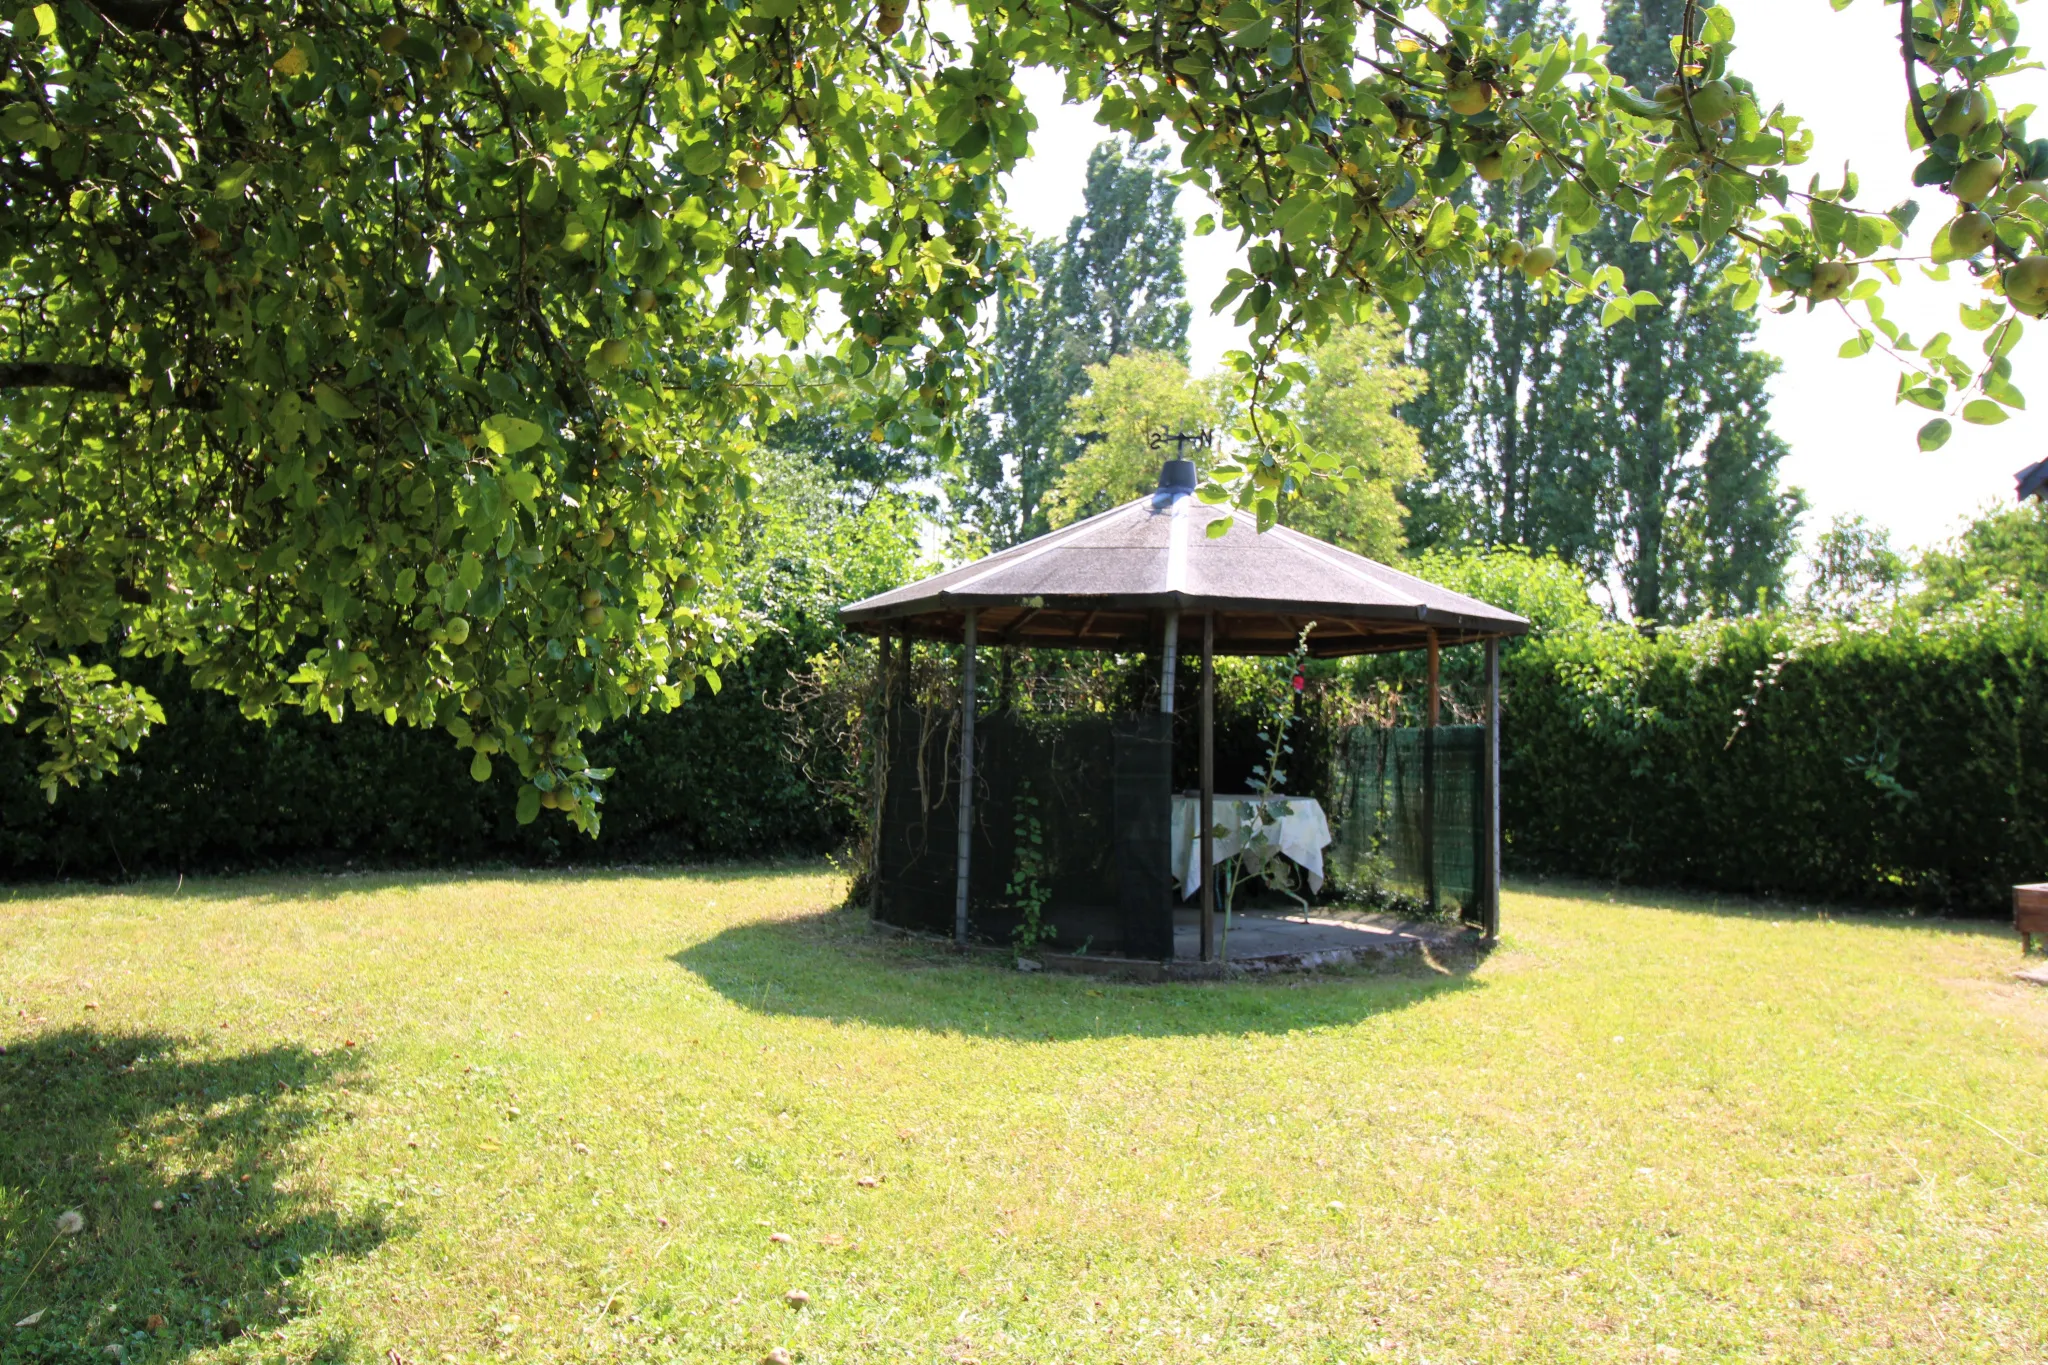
[838,592,1528,658]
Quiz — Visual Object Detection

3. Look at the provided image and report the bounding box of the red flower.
[1290,672,1305,692]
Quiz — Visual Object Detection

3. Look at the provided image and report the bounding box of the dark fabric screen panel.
[1111,713,1174,960]
[873,705,1175,956]
[873,700,961,936]
[967,712,1120,951]
[1330,725,1484,915]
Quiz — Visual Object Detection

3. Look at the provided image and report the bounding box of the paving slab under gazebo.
[839,460,1530,967]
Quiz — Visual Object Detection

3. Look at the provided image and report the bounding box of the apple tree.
[0,0,2037,826]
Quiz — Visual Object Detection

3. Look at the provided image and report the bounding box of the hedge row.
[0,642,844,877]
[1500,605,2048,913]
[9,591,2045,916]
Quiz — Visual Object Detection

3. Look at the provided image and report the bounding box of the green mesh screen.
[1330,725,1484,916]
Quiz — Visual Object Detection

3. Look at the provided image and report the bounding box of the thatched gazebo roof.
[838,462,1528,657]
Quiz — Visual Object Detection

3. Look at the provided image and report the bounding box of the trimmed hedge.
[10,546,2043,916]
[1501,605,2048,913]
[0,640,843,877]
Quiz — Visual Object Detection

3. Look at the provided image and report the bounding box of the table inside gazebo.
[1169,794,1332,898]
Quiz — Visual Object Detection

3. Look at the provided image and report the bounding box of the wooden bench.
[2015,883,2048,953]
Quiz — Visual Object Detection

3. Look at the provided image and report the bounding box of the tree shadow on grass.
[0,1027,389,1364]
[672,904,1482,1040]
[1511,874,2023,941]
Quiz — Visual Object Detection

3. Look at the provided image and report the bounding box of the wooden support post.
[1160,610,1180,714]
[868,625,893,921]
[1426,629,1441,727]
[1482,635,1502,939]
[1200,613,1216,963]
[1423,627,1439,918]
[954,610,978,949]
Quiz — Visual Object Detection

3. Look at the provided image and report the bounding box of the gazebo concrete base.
[1022,910,1479,981]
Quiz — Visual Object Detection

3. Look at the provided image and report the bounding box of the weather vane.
[1147,427,1215,456]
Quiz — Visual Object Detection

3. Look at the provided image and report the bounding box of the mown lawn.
[2,865,2045,1365]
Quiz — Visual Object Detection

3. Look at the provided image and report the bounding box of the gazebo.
[838,459,1529,964]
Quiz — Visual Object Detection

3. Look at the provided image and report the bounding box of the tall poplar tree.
[950,141,1190,547]
[1403,0,1805,622]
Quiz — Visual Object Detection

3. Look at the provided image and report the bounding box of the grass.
[2,865,2046,1365]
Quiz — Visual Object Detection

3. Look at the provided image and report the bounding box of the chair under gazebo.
[838,459,1530,965]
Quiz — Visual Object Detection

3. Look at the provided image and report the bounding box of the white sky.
[996,0,2047,561]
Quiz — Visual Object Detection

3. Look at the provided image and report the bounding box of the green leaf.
[950,122,990,159]
[501,468,541,506]
[1606,85,1668,121]
[311,383,360,420]
[1911,153,1952,186]
[1535,42,1571,97]
[482,414,546,453]
[1963,398,2010,425]
[681,140,724,176]
[214,161,255,198]
[515,784,541,823]
[1985,315,2024,358]
[1917,418,1953,450]
[1984,373,2027,409]
[1959,300,2005,332]
[1283,142,1336,176]
[1808,200,1848,251]
[1227,15,1279,47]
[1838,330,1873,358]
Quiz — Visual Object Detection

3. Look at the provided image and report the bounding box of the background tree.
[760,412,938,504]
[1049,313,1426,559]
[1058,142,1193,362]
[1041,352,1220,527]
[1270,311,1428,560]
[951,141,1189,546]
[1805,514,1912,617]
[1917,502,2048,607]
[1402,0,1805,623]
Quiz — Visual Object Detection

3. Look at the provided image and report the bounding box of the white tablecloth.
[1169,794,1331,899]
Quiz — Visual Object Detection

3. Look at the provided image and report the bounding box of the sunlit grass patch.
[3,867,2045,1363]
